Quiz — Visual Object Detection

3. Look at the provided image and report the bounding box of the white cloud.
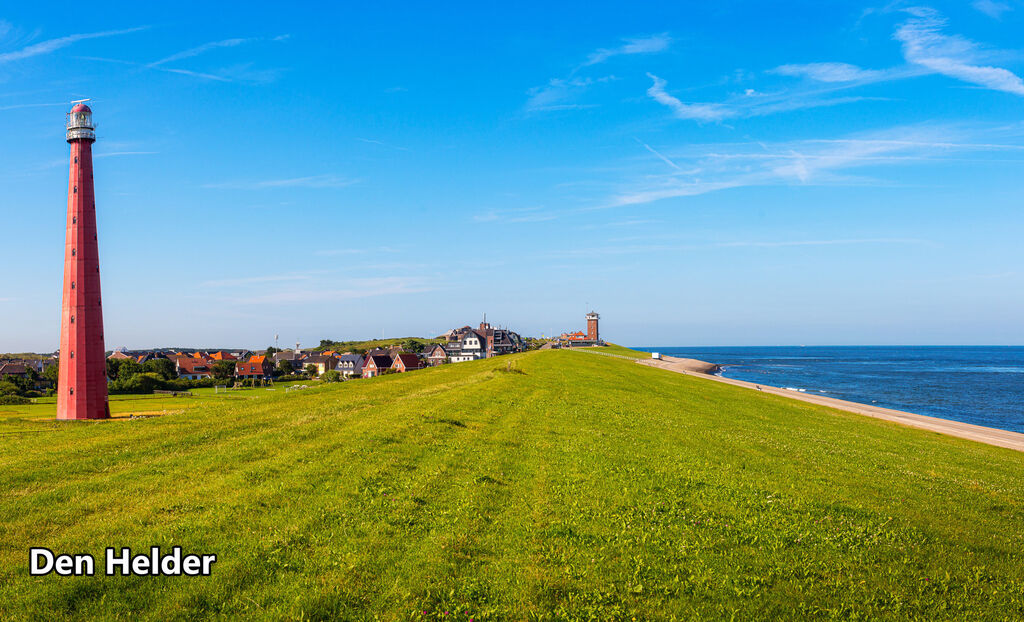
[148,38,253,67]
[972,0,1012,18]
[355,137,409,151]
[635,138,684,171]
[0,26,146,64]
[645,73,733,121]
[0,101,66,111]
[644,73,876,122]
[525,77,612,112]
[525,34,666,112]
[771,62,887,83]
[608,124,1024,207]
[583,33,671,67]
[895,7,1024,96]
[77,55,235,82]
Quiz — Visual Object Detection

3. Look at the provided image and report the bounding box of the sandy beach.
[639,355,1024,453]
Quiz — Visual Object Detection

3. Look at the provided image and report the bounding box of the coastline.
[639,355,1024,453]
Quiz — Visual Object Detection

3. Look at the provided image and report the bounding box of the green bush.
[0,395,31,405]
[321,370,342,383]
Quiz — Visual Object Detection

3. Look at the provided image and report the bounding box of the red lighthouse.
[57,101,109,420]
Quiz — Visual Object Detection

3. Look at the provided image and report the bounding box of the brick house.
[362,354,393,378]
[421,344,448,366]
[174,357,213,380]
[236,355,273,380]
[391,353,424,373]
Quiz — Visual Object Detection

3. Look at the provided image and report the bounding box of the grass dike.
[1,349,1023,619]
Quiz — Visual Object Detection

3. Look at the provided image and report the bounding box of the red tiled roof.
[393,353,422,369]
[175,357,211,375]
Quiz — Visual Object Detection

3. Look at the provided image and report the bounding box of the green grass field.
[592,343,652,359]
[2,350,1023,620]
[0,382,314,425]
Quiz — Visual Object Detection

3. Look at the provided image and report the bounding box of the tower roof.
[71,103,92,113]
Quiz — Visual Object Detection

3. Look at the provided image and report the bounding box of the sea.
[634,346,1024,434]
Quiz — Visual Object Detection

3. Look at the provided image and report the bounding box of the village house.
[0,361,30,379]
[235,355,273,380]
[362,354,393,378]
[444,320,526,362]
[421,344,448,366]
[391,353,424,373]
[304,354,337,376]
[449,330,487,363]
[173,357,213,380]
[335,354,364,378]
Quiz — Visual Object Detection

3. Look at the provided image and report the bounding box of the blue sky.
[1,1,1023,350]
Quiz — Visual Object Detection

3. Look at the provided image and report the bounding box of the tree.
[212,360,236,381]
[143,358,176,381]
[321,370,342,383]
[305,363,318,377]
[403,339,425,354]
[117,360,143,381]
[276,359,294,376]
[319,339,336,349]
[105,358,121,380]
[265,346,280,358]
[42,361,59,384]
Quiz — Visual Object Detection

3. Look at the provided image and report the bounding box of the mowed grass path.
[1,350,1023,620]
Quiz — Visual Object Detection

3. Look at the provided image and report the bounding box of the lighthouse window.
[70,352,74,359]
[72,248,76,256]
[74,186,77,193]
[69,387,74,395]
[74,156,78,163]
[72,216,77,224]
[71,281,75,289]
[70,315,75,323]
